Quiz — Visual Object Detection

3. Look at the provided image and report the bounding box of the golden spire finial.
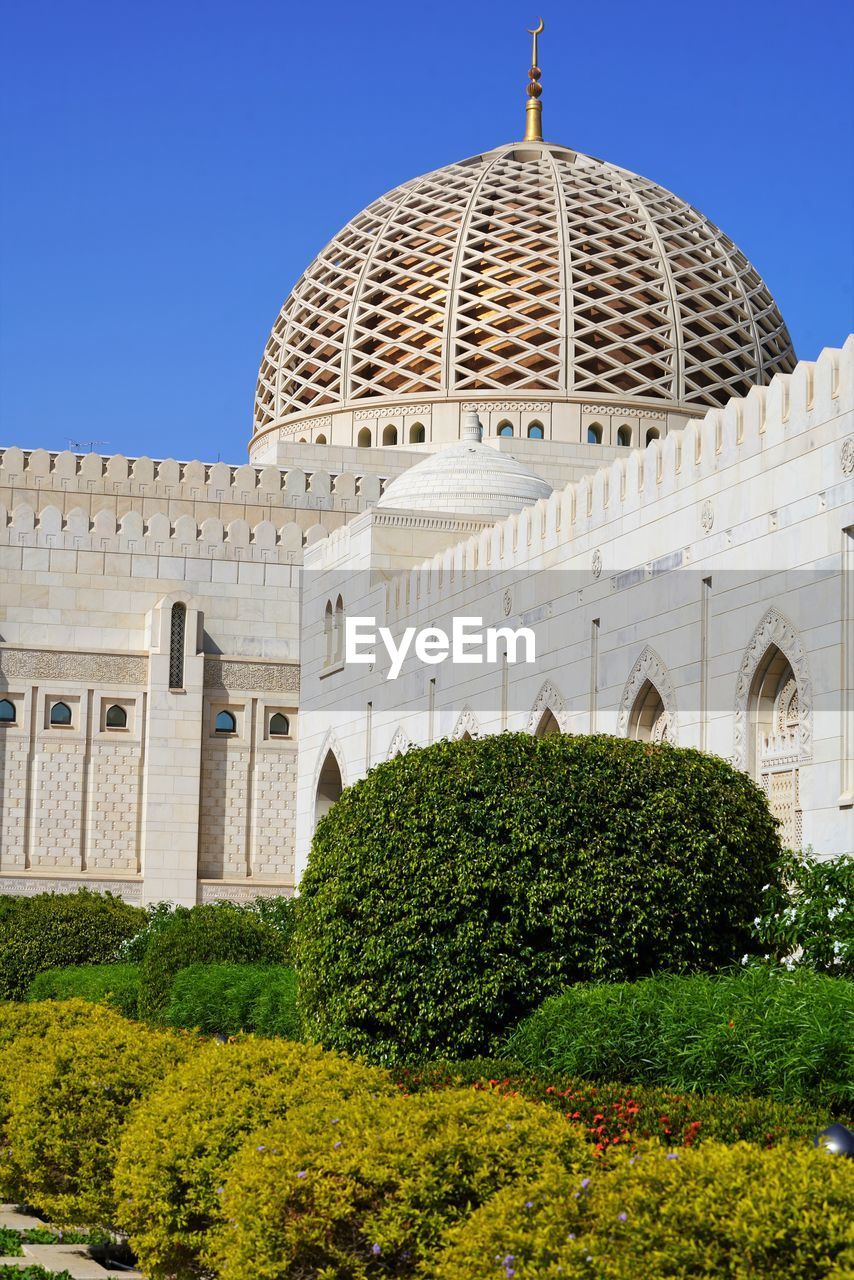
[524,17,545,142]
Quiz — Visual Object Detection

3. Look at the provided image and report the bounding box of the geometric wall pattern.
[254,142,796,431]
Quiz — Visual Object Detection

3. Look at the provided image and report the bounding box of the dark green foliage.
[507,966,854,1109]
[295,734,782,1063]
[0,891,145,1002]
[395,1059,835,1149]
[0,1268,76,1280]
[113,900,178,964]
[753,849,854,976]
[26,964,140,1018]
[163,963,300,1039]
[137,904,287,1020]
[245,895,298,956]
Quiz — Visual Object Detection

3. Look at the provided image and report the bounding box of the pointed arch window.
[105,704,127,729]
[215,710,237,735]
[382,424,398,446]
[357,427,372,448]
[50,701,72,727]
[0,699,15,725]
[169,603,186,690]
[409,422,425,443]
[269,712,290,737]
[497,421,514,437]
[587,423,603,444]
[617,425,632,446]
[527,421,544,439]
[645,427,661,445]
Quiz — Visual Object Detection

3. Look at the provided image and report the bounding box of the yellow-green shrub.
[114,1037,391,1280]
[209,1088,591,1280]
[0,999,122,1202]
[433,1141,854,1279]
[1,1001,191,1225]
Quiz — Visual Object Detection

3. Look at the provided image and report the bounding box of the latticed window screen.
[254,143,795,432]
[169,603,186,690]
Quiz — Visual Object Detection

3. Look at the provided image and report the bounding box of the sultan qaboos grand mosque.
[1,25,852,904]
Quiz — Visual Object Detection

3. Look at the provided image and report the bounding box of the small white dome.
[376,413,552,518]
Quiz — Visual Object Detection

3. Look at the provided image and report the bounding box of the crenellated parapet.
[0,449,395,558]
[383,339,854,619]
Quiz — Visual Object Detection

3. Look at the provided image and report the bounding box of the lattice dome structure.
[252,140,795,441]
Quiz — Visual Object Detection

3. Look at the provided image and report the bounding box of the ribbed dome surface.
[376,439,553,518]
[254,141,795,435]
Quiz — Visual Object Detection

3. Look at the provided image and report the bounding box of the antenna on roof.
[524,18,545,142]
[67,439,110,453]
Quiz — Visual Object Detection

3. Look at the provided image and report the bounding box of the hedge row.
[0,1004,849,1279]
[506,966,854,1109]
[395,1060,834,1152]
[162,963,300,1038]
[27,964,140,1019]
[0,891,144,1002]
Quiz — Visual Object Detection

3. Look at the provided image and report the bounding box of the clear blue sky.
[1,0,852,463]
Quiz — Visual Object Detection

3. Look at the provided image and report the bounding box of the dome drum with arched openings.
[252,140,795,450]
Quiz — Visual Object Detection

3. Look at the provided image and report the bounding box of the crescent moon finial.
[523,18,545,142]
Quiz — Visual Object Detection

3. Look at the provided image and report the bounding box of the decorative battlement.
[383,340,853,620]
[0,449,385,507]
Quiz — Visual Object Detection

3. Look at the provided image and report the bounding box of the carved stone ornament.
[204,657,300,693]
[617,647,678,741]
[592,549,602,578]
[503,588,513,616]
[0,875,142,903]
[354,405,432,421]
[701,500,714,531]
[526,680,570,735]
[733,607,813,768]
[842,436,854,476]
[198,881,293,904]
[0,648,147,686]
[386,727,411,759]
[452,706,480,739]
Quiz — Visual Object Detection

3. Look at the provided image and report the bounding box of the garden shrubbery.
[296,734,782,1061]
[506,966,854,1108]
[0,1000,191,1224]
[163,962,300,1038]
[432,1142,854,1279]
[114,1036,391,1278]
[210,1089,591,1280]
[396,1060,834,1151]
[137,902,287,1020]
[27,963,140,1018]
[752,848,854,976]
[0,890,145,1001]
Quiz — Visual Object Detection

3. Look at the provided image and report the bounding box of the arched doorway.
[749,645,802,848]
[315,749,343,824]
[627,680,671,742]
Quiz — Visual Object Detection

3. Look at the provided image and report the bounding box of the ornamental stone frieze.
[203,657,300,693]
[0,648,147,685]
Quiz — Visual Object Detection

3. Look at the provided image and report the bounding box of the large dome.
[253,140,795,440]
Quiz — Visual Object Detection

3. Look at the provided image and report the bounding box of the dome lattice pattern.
[254,143,795,432]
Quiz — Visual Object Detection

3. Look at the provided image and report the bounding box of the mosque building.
[1,26,852,904]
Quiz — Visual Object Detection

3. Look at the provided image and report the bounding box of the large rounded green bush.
[295,734,782,1062]
[0,890,145,1002]
[137,903,286,1020]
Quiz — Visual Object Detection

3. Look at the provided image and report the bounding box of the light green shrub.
[27,963,140,1018]
[1,1001,191,1224]
[210,1088,591,1280]
[434,1141,854,1279]
[507,965,854,1108]
[163,963,299,1038]
[114,1037,391,1279]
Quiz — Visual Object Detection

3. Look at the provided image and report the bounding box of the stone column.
[140,594,204,905]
